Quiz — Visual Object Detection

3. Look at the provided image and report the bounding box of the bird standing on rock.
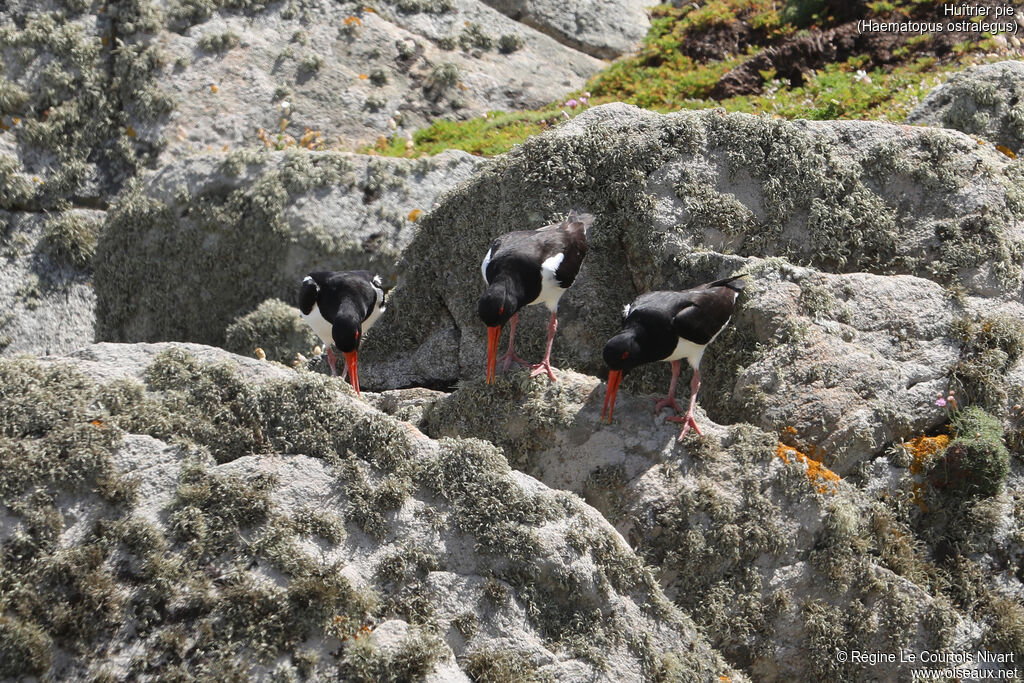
[601,274,747,440]
[478,210,594,383]
[298,270,385,395]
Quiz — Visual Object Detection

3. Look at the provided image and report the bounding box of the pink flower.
[565,99,579,108]
[935,397,947,407]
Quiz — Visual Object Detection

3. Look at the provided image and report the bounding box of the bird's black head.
[477,283,519,328]
[331,314,363,353]
[603,331,645,373]
[298,275,319,315]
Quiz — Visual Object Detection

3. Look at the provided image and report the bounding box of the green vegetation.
[929,407,1010,498]
[369,0,1003,158]
[198,31,241,53]
[950,315,1024,414]
[462,647,546,682]
[39,209,101,270]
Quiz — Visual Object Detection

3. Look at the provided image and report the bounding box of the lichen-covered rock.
[907,61,1024,155]
[478,0,650,59]
[150,0,602,161]
[363,103,1024,407]
[94,149,483,347]
[0,210,99,358]
[0,342,739,681]
[400,366,1024,681]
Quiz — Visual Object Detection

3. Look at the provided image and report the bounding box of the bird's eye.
[621,351,629,359]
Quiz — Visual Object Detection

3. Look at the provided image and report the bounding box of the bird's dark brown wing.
[671,286,740,345]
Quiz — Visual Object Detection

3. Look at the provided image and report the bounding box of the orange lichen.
[210,84,218,93]
[775,441,840,495]
[299,128,323,149]
[344,15,362,26]
[996,144,1017,159]
[904,434,949,475]
[126,126,136,138]
[902,434,949,511]
[408,208,424,222]
[358,73,369,80]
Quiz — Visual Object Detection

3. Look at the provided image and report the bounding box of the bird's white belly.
[665,337,705,368]
[301,304,334,345]
[530,252,566,311]
[665,316,730,368]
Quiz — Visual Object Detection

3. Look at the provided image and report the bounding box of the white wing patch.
[534,252,566,311]
[481,248,492,284]
[302,275,318,289]
[622,302,632,320]
[364,282,386,332]
[372,274,382,287]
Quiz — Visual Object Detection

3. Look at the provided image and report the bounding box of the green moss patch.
[950,315,1024,415]
[928,407,1010,498]
[224,297,318,364]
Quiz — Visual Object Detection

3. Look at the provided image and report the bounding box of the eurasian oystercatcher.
[297,270,386,395]
[478,210,594,383]
[601,274,747,440]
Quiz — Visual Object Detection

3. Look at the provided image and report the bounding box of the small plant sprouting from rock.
[928,406,1010,499]
[498,33,525,54]
[198,31,240,53]
[40,210,100,270]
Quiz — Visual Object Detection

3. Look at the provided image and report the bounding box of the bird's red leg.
[667,368,703,440]
[654,360,682,414]
[529,312,559,381]
[326,346,338,376]
[498,313,530,371]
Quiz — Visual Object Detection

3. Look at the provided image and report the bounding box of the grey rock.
[3,342,739,682]
[0,210,98,358]
[405,367,1022,682]
[151,0,603,162]
[365,104,1024,395]
[907,61,1024,154]
[479,0,650,59]
[94,149,484,348]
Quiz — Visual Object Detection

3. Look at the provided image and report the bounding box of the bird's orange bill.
[486,326,502,384]
[602,370,623,423]
[344,350,360,395]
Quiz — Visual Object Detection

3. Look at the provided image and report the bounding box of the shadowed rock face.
[908,61,1024,155]
[0,343,737,682]
[92,150,484,348]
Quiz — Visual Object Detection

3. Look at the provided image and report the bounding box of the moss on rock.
[366,104,1024,390]
[929,407,1010,498]
[224,297,318,364]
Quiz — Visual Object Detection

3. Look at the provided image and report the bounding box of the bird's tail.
[705,273,748,292]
